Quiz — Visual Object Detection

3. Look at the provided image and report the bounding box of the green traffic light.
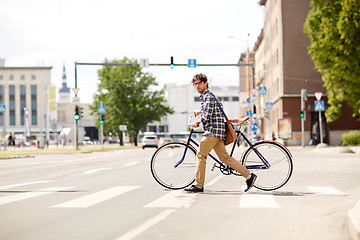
[252,113,257,119]
[100,120,104,124]
[74,115,80,120]
[170,64,174,69]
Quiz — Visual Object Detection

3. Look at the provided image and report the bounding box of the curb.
[349,200,360,240]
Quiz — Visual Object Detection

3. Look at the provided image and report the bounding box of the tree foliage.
[304,0,360,122]
[90,57,174,145]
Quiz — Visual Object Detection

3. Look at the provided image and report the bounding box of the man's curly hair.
[192,73,209,88]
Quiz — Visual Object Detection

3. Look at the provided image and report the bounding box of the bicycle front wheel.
[241,141,293,191]
[150,142,197,190]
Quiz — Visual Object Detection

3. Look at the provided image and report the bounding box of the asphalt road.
[0,146,359,240]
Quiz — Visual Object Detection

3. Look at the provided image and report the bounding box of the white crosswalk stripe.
[307,186,347,195]
[0,180,52,191]
[0,187,73,205]
[52,186,141,208]
[144,190,197,209]
[239,191,280,208]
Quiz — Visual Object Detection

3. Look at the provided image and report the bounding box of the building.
[144,83,241,136]
[58,63,71,104]
[0,59,52,145]
[254,0,360,145]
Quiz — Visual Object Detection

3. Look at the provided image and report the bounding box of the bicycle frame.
[174,124,271,172]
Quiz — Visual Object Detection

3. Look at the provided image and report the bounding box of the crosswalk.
[0,181,348,209]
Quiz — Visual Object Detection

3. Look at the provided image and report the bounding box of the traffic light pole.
[75,119,79,150]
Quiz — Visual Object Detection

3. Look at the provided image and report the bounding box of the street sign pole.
[319,111,323,144]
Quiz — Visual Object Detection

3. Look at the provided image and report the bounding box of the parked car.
[158,137,172,146]
[83,136,91,145]
[141,136,158,149]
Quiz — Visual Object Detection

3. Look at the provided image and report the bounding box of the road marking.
[307,186,347,195]
[144,190,197,209]
[239,192,280,208]
[206,174,224,187]
[52,186,141,208]
[123,161,139,167]
[0,180,52,191]
[115,209,176,240]
[82,168,111,174]
[0,187,73,205]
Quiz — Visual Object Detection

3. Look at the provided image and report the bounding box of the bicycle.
[150,116,293,191]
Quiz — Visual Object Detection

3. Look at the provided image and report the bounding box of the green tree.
[304,0,360,122]
[90,57,174,146]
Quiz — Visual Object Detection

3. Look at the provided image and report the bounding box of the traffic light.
[300,110,304,118]
[252,106,257,119]
[170,56,174,69]
[100,114,105,124]
[74,105,80,120]
[79,106,84,119]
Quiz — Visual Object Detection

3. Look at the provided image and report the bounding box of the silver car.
[141,136,158,149]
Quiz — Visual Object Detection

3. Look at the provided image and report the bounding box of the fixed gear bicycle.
[150,116,293,191]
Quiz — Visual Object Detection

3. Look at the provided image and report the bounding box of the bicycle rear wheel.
[241,141,293,191]
[150,142,197,190]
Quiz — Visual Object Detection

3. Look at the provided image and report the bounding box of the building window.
[20,85,26,125]
[0,75,3,80]
[31,85,37,125]
[9,85,15,125]
[232,96,239,101]
[194,97,201,102]
[223,97,229,102]
[31,75,36,80]
[10,75,14,80]
[21,75,25,80]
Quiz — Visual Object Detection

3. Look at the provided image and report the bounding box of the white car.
[141,136,158,149]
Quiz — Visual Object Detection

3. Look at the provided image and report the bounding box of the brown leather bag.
[224,116,237,145]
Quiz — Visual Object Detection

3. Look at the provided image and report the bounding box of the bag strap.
[208,91,230,122]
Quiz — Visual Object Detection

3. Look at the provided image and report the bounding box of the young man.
[185,73,257,193]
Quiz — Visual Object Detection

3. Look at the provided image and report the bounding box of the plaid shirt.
[199,89,226,140]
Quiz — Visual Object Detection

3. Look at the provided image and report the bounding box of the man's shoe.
[244,173,257,192]
[184,185,204,193]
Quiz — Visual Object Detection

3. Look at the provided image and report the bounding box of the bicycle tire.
[241,141,293,191]
[150,142,197,190]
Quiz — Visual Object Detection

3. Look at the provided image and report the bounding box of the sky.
[0,0,264,103]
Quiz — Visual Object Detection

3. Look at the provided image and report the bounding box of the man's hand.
[194,110,201,117]
[192,120,201,128]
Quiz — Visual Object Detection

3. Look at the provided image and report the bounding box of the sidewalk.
[310,144,360,240]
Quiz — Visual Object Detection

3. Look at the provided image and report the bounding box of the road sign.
[315,100,324,111]
[265,102,273,110]
[119,125,127,131]
[246,110,253,117]
[0,104,5,113]
[98,105,106,113]
[250,89,257,97]
[259,86,267,95]
[315,92,323,101]
[188,59,197,68]
[250,122,259,131]
[72,88,79,96]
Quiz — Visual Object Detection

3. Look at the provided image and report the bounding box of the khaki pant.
[195,135,250,188]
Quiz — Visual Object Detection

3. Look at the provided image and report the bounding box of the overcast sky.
[0,0,264,103]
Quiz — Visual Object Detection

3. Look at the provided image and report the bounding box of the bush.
[341,130,360,146]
